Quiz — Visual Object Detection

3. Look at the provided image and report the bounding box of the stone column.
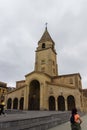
[24,85,28,110]
[18,99,20,110]
[40,83,44,110]
[65,97,68,111]
[55,97,58,111]
[11,98,13,109]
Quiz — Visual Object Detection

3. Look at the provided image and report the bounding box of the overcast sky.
[0,0,87,89]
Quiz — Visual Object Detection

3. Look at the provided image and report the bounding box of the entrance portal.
[28,80,40,110]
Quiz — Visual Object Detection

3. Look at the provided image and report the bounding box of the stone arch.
[19,97,24,110]
[13,98,18,109]
[57,96,65,111]
[28,80,40,110]
[7,98,12,109]
[67,95,75,110]
[49,96,55,110]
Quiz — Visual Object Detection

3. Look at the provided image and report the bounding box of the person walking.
[0,99,5,116]
[70,108,82,130]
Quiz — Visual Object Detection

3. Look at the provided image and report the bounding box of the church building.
[5,27,83,111]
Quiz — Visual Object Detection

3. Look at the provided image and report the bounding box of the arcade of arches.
[7,78,76,111]
[7,95,75,111]
[7,97,24,110]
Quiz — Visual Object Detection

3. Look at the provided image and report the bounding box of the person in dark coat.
[70,108,82,130]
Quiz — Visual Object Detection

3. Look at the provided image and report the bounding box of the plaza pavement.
[48,114,87,130]
[0,110,86,130]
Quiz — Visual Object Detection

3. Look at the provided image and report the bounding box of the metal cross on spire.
[45,22,48,30]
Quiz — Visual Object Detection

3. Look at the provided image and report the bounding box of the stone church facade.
[5,27,85,111]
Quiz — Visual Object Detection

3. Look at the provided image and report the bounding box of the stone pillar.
[18,99,20,110]
[24,85,28,110]
[65,97,68,111]
[11,99,13,109]
[55,97,58,111]
[40,83,44,110]
[5,94,8,109]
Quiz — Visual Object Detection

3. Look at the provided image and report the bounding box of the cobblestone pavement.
[48,114,87,130]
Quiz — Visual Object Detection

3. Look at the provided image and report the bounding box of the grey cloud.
[0,0,87,88]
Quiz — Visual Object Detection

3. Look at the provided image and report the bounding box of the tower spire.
[38,23,55,44]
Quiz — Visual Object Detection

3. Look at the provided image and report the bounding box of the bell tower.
[34,26,58,76]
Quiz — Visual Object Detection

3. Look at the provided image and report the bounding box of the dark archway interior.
[49,96,55,110]
[58,96,65,111]
[29,80,40,110]
[67,95,75,110]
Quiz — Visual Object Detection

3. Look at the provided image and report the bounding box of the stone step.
[0,110,85,130]
[0,117,63,130]
[0,111,70,130]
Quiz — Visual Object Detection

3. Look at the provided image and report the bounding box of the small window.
[42,43,45,48]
